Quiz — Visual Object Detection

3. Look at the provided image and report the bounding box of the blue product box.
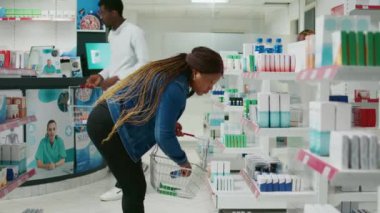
[280,112,290,128]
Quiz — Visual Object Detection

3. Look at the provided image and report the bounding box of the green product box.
[348,32,357,65]
[341,31,349,65]
[159,182,180,191]
[375,32,380,66]
[249,55,255,72]
[157,188,177,196]
[32,9,41,17]
[6,9,15,17]
[366,32,375,66]
[23,9,32,17]
[14,9,23,18]
[356,32,366,66]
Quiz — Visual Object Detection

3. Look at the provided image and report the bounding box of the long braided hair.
[97,47,223,143]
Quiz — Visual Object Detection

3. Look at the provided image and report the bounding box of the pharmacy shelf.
[329,191,378,206]
[240,170,316,202]
[214,138,261,154]
[203,121,220,131]
[297,149,380,187]
[0,78,85,89]
[207,174,292,210]
[0,17,75,22]
[296,65,380,82]
[0,169,36,199]
[0,68,37,77]
[242,72,297,81]
[212,100,244,112]
[0,115,37,133]
[241,117,309,137]
[224,70,242,76]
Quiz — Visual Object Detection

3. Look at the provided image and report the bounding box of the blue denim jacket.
[107,74,189,165]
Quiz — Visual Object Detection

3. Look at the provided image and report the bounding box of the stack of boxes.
[245,154,302,192]
[333,31,380,66]
[255,92,290,128]
[210,161,234,192]
[309,101,352,156]
[330,131,379,170]
[2,96,27,120]
[315,15,372,68]
[0,143,27,185]
[220,122,246,148]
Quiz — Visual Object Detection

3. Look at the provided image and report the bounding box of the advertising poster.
[77,0,105,32]
[71,87,103,173]
[26,89,74,180]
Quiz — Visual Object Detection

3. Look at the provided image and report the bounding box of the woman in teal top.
[35,120,66,170]
[43,59,56,74]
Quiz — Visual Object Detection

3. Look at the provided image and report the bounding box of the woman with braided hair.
[87,46,223,213]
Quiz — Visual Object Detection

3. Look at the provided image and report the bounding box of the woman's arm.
[55,158,65,167]
[37,160,55,170]
[154,83,188,165]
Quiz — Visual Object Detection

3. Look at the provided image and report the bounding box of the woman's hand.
[175,122,184,137]
[179,161,192,177]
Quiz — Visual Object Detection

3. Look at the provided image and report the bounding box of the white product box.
[11,143,26,162]
[280,54,285,72]
[1,144,11,164]
[265,54,270,72]
[217,161,224,176]
[369,135,378,169]
[309,102,336,131]
[330,132,351,169]
[274,54,280,72]
[243,43,254,56]
[284,55,290,72]
[290,55,296,72]
[333,102,352,130]
[280,93,290,112]
[288,41,307,72]
[350,135,360,169]
[360,135,370,170]
[315,15,338,67]
[270,55,275,71]
[223,161,230,175]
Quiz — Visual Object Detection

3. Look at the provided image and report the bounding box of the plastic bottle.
[274,38,283,54]
[255,38,265,54]
[265,38,274,53]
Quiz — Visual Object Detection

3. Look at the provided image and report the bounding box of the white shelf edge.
[0,115,37,133]
[242,72,298,81]
[0,169,36,199]
[241,117,309,137]
[297,65,380,82]
[215,138,260,154]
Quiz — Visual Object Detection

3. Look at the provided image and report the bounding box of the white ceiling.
[124,0,296,19]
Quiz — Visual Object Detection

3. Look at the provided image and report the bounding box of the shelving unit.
[206,174,295,210]
[214,138,261,154]
[224,70,242,76]
[297,149,380,187]
[240,169,316,202]
[0,115,37,132]
[242,72,298,81]
[0,68,37,77]
[0,17,75,22]
[0,169,36,199]
[296,65,380,81]
[241,117,309,137]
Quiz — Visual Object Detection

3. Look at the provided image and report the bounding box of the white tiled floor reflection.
[0,146,216,213]
[0,169,216,213]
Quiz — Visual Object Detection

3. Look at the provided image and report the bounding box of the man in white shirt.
[85,0,149,90]
[85,0,149,201]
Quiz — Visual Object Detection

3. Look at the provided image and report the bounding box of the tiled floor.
[0,171,217,213]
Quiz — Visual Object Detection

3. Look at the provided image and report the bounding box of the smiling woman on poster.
[35,120,67,170]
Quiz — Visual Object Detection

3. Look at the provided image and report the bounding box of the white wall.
[0,0,76,52]
[265,8,291,35]
[315,0,345,16]
[138,17,264,34]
